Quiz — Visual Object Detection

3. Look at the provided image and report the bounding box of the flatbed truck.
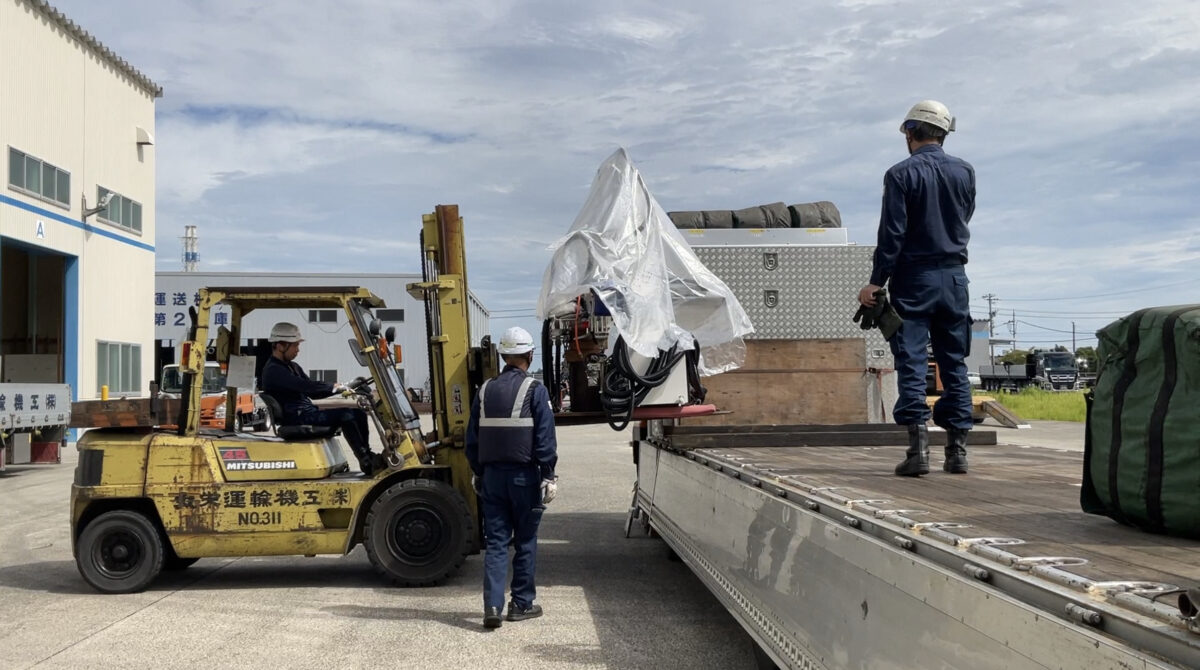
[630,422,1200,669]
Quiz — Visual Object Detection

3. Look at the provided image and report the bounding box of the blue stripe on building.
[0,194,155,253]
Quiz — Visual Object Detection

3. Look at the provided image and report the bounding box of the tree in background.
[1075,346,1098,374]
[998,349,1030,365]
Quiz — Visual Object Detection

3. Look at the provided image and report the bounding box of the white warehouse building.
[155,272,491,401]
[1,0,160,401]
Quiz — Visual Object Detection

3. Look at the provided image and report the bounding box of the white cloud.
[49,0,1200,346]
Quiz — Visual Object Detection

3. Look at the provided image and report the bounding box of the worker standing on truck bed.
[858,100,977,477]
[466,326,559,629]
[261,322,385,475]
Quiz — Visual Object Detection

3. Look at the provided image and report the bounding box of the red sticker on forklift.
[219,448,296,471]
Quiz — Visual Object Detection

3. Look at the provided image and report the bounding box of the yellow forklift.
[70,207,495,593]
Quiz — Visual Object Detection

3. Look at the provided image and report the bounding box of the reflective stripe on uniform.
[480,417,535,427]
[511,377,535,417]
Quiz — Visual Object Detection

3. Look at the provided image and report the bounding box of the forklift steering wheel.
[347,376,373,393]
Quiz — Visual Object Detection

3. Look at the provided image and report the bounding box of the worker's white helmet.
[900,100,955,133]
[498,326,534,355]
[269,322,304,343]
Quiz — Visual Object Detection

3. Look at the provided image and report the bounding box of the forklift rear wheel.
[364,479,473,587]
[76,510,164,594]
[256,412,274,434]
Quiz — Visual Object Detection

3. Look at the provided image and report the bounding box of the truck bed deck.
[701,441,1200,588]
[637,423,1200,669]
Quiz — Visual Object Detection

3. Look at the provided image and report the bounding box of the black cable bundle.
[600,336,694,431]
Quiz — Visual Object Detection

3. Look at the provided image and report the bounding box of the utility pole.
[1072,321,1076,353]
[983,293,998,363]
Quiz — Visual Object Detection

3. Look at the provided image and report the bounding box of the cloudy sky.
[58,0,1200,353]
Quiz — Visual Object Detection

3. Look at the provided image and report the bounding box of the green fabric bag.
[1082,304,1200,537]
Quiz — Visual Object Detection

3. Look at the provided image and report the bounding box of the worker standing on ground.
[466,326,559,629]
[859,100,977,477]
[260,322,385,475]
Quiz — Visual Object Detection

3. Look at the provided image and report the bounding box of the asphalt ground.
[0,420,757,670]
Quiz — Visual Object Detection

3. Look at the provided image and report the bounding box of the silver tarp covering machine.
[536,148,753,376]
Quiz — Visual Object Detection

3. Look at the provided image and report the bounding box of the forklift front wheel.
[364,479,473,587]
[76,510,164,594]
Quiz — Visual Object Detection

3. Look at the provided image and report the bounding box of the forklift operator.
[261,322,386,476]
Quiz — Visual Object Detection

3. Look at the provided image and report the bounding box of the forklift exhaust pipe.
[1179,588,1200,621]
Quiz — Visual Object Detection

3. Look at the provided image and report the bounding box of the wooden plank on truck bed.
[688,339,874,425]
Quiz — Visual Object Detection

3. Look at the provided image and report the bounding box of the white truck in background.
[0,382,71,471]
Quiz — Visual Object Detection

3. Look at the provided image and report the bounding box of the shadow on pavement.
[322,604,484,633]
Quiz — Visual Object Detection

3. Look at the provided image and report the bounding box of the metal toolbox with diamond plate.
[687,241,896,423]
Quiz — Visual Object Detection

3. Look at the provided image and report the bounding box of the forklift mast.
[408,205,498,500]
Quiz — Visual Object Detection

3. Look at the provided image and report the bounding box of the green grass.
[988,387,1086,422]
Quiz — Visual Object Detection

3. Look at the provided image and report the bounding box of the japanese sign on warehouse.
[152,283,231,342]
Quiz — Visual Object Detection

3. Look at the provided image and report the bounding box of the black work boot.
[944,429,969,474]
[506,602,543,622]
[894,424,930,477]
[357,452,387,477]
[483,607,502,628]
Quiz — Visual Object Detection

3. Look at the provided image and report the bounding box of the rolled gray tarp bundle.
[667,211,705,228]
[703,210,734,228]
[667,201,841,229]
[732,201,790,228]
[667,210,737,229]
[788,200,842,228]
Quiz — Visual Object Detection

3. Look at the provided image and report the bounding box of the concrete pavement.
[0,420,756,670]
[986,418,1086,452]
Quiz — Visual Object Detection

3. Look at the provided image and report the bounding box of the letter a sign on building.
[36,220,45,239]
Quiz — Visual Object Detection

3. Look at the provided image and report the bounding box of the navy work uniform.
[260,356,373,465]
[871,143,977,432]
[465,365,558,616]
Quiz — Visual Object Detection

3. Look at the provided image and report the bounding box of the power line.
[969,304,1128,317]
[1017,336,1099,344]
[1016,320,1078,334]
[996,279,1193,302]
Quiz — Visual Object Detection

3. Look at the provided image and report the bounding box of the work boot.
[483,607,502,629]
[506,602,543,622]
[944,429,969,474]
[894,424,930,477]
[357,452,387,477]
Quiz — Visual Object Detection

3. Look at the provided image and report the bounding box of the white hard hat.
[900,100,955,133]
[269,322,304,343]
[498,326,534,355]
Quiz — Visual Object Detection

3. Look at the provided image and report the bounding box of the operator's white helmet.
[269,322,304,343]
[900,100,955,133]
[498,326,534,355]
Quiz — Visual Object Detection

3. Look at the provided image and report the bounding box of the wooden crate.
[70,397,180,428]
[691,339,871,425]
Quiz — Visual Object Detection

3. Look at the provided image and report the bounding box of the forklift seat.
[259,393,340,441]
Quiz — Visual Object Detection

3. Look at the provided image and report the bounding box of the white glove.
[540,478,558,505]
[472,474,483,495]
[332,383,350,395]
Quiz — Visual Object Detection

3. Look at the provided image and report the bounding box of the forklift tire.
[76,510,164,594]
[364,479,473,587]
[256,412,274,434]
